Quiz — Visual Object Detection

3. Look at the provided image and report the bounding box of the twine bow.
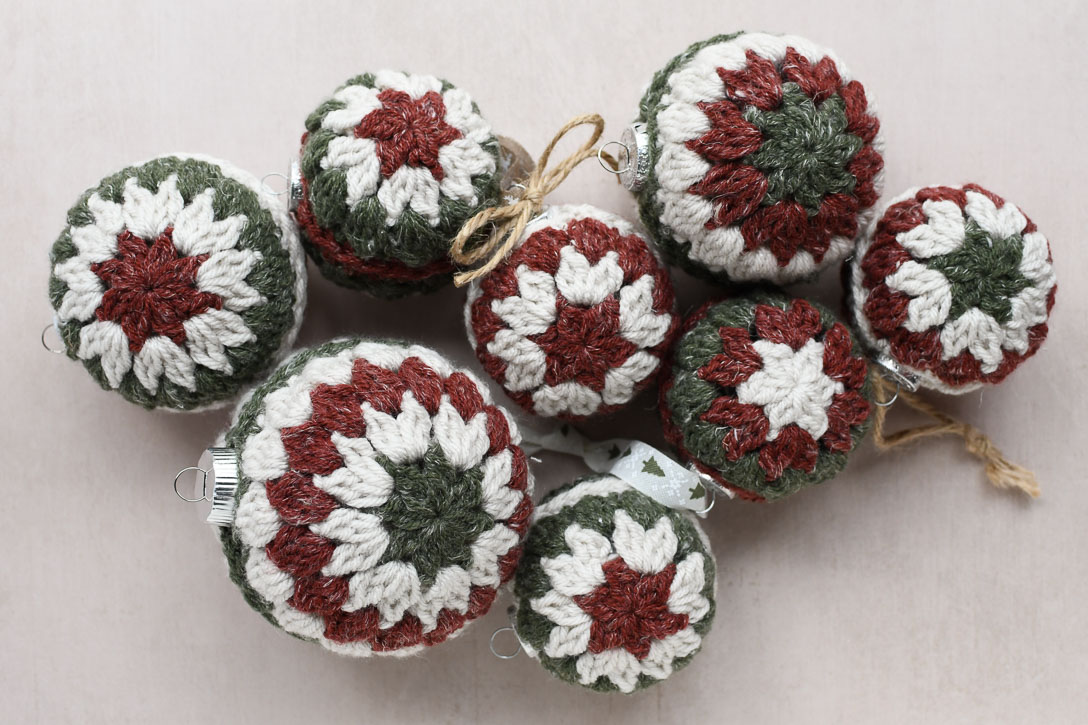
[450,113,617,286]
[872,376,1040,498]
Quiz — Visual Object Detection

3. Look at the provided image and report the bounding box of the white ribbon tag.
[520,424,727,516]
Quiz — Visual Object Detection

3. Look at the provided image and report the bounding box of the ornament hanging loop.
[489,626,521,660]
[450,113,620,286]
[597,140,630,175]
[41,323,64,354]
[871,376,1041,498]
[173,466,209,503]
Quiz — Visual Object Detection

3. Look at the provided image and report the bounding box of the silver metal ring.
[173,467,209,503]
[694,487,716,516]
[41,323,64,354]
[875,382,900,408]
[260,172,290,197]
[489,626,521,659]
[597,141,631,175]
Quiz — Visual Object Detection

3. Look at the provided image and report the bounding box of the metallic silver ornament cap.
[197,447,241,527]
[619,123,651,192]
[873,354,920,393]
[288,160,303,214]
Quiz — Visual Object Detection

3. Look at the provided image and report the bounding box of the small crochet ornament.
[297,71,501,297]
[465,205,677,419]
[660,291,874,501]
[47,154,306,410]
[218,338,533,656]
[512,475,715,693]
[623,32,884,285]
[848,183,1057,394]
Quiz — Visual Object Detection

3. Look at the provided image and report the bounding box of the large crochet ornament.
[297,71,501,297]
[625,32,884,285]
[660,291,873,501]
[513,475,715,693]
[47,155,306,410]
[219,338,533,656]
[465,205,677,419]
[848,184,1057,394]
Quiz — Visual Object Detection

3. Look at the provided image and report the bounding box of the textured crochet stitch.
[660,291,873,501]
[220,338,533,656]
[298,71,501,297]
[47,155,306,410]
[633,32,884,285]
[513,475,715,693]
[849,184,1057,394]
[465,205,678,419]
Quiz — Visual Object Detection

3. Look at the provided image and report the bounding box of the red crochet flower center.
[858,184,1055,388]
[684,47,883,267]
[469,217,678,419]
[669,299,870,486]
[260,356,531,652]
[573,558,688,660]
[91,227,222,353]
[354,88,462,181]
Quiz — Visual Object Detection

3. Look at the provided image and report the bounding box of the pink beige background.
[2,1,1086,722]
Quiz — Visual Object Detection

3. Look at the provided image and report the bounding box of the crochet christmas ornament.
[512,474,715,693]
[47,155,306,411]
[465,205,678,420]
[218,338,533,656]
[848,184,1057,394]
[625,32,884,285]
[297,71,502,297]
[660,291,874,501]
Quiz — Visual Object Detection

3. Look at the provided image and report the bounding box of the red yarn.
[353,89,462,181]
[91,228,222,352]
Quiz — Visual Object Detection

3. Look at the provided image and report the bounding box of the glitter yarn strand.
[872,377,1040,498]
[450,114,618,286]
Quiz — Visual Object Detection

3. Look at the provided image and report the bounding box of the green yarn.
[664,290,874,501]
[742,85,862,213]
[513,475,716,693]
[47,156,299,411]
[926,219,1033,324]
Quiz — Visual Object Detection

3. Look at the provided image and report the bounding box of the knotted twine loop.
[450,113,619,286]
[871,376,1040,498]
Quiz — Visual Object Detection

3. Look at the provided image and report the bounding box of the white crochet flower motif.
[530,510,710,693]
[737,338,844,441]
[53,173,262,393]
[318,70,496,225]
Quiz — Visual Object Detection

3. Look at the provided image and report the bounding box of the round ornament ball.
[626,31,884,285]
[218,338,534,656]
[47,154,306,411]
[660,291,874,502]
[848,183,1057,394]
[512,475,716,693]
[297,70,502,297]
[465,205,678,420]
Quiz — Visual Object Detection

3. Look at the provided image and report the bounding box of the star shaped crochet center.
[353,88,462,181]
[925,220,1032,324]
[574,558,687,660]
[533,301,637,390]
[743,84,862,213]
[374,448,493,588]
[736,338,843,440]
[91,227,222,353]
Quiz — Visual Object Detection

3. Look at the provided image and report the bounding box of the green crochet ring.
[297,70,502,297]
[660,290,874,501]
[513,475,716,693]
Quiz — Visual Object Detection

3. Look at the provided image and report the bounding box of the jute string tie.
[450,114,617,286]
[872,376,1040,498]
